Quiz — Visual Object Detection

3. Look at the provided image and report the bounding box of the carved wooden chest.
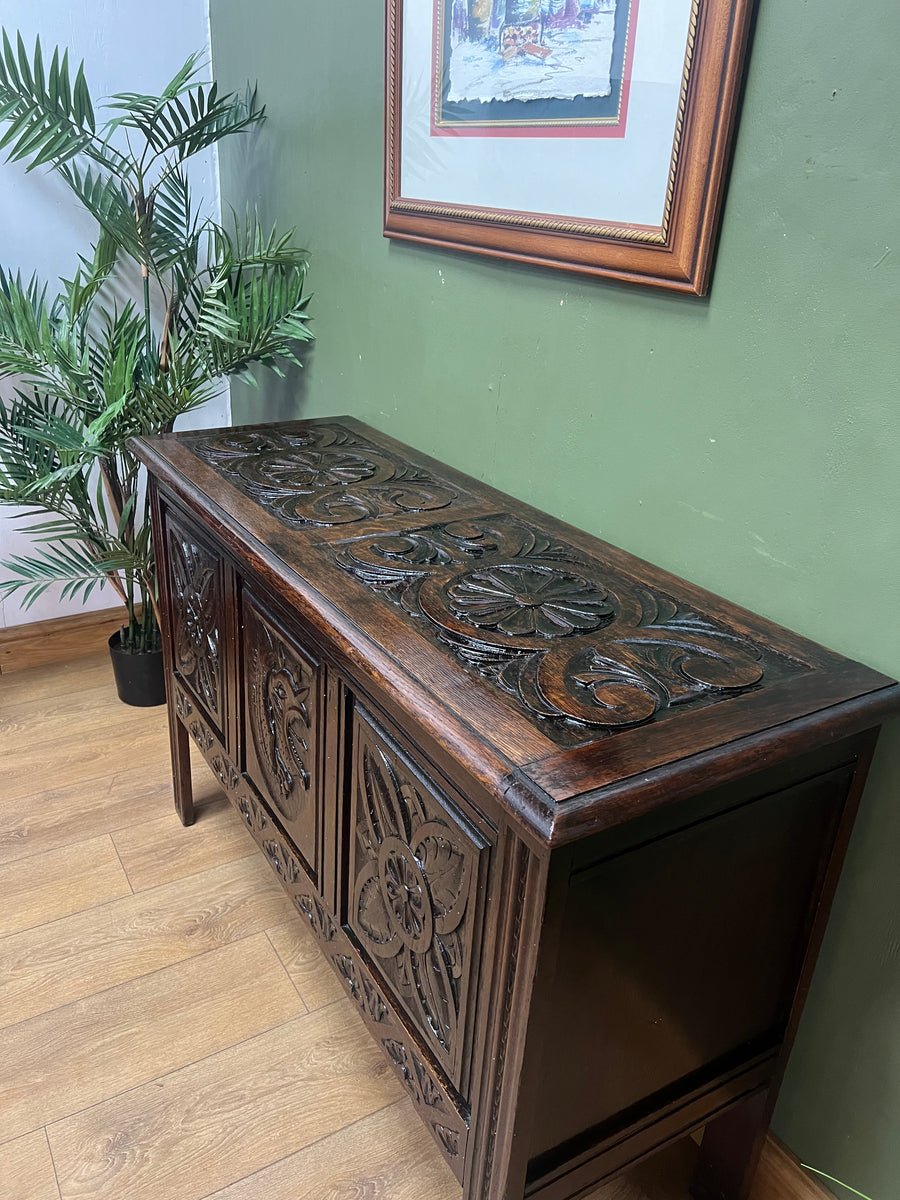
[134,418,899,1200]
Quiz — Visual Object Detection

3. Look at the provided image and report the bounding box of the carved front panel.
[331,513,803,748]
[182,422,469,528]
[243,592,320,878]
[165,516,224,732]
[347,709,488,1091]
[202,737,468,1180]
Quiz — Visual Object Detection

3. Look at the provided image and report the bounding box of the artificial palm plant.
[0,32,312,653]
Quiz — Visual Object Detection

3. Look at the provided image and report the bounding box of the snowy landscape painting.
[435,0,633,132]
[449,0,617,103]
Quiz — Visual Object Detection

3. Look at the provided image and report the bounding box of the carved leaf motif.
[334,515,773,743]
[211,755,240,791]
[412,942,458,1053]
[415,826,470,936]
[362,746,407,845]
[433,1124,460,1158]
[361,976,389,1024]
[183,425,459,527]
[382,1038,447,1113]
[247,610,316,824]
[168,530,221,718]
[356,866,397,953]
[189,720,215,752]
[237,793,267,834]
[263,837,301,884]
[296,892,336,942]
[351,727,477,1069]
[570,657,660,723]
[415,1060,447,1113]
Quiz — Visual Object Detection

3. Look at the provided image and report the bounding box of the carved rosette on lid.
[166,523,222,723]
[182,423,463,527]
[349,717,485,1081]
[332,514,780,746]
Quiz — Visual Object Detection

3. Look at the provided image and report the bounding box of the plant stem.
[142,267,152,359]
[803,1167,875,1200]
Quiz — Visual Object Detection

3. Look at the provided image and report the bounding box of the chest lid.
[133,417,900,844]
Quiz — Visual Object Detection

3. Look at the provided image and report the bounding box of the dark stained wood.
[692,1091,772,1200]
[132,417,900,1200]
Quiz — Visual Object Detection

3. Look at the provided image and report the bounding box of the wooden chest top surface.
[134,417,899,844]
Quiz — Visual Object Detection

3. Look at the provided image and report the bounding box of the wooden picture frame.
[384,0,755,295]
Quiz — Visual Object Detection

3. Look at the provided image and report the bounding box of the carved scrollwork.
[295,891,336,943]
[262,836,302,885]
[167,526,222,721]
[188,719,215,753]
[245,602,315,827]
[333,514,771,742]
[237,792,268,835]
[211,755,240,792]
[175,689,193,720]
[183,423,462,528]
[382,1038,448,1113]
[381,1036,468,1173]
[333,952,389,1024]
[433,1123,461,1159]
[350,727,481,1070]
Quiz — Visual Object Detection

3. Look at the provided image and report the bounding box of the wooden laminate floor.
[0,650,699,1200]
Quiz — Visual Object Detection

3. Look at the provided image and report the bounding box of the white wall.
[0,0,229,628]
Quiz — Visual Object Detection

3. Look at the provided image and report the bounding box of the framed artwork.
[384,0,755,294]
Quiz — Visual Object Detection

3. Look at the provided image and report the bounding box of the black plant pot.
[108,631,167,707]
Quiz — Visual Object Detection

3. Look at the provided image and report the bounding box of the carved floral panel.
[331,514,800,747]
[347,713,487,1086]
[243,594,319,874]
[183,423,467,527]
[166,520,223,726]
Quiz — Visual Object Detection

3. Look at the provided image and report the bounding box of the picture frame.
[384,0,756,295]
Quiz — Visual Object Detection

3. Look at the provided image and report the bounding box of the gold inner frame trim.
[389,0,702,247]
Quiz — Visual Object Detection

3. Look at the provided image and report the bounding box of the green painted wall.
[210,1,900,1194]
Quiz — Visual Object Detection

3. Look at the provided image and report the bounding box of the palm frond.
[0,541,145,607]
[214,208,309,271]
[0,267,94,401]
[106,61,263,165]
[189,260,313,378]
[149,165,204,276]
[56,162,150,267]
[0,30,130,178]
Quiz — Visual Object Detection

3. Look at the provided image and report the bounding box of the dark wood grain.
[132,418,900,1200]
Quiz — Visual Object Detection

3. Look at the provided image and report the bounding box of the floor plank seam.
[0,927,283,1040]
[43,1126,64,1200]
[192,1096,412,1200]
[0,757,169,814]
[264,928,311,1014]
[39,1005,325,1146]
[108,834,135,895]
[0,851,265,952]
[0,821,127,872]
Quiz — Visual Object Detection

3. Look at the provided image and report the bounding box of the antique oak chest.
[134,418,899,1200]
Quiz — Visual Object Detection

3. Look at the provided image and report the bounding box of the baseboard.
[0,606,129,674]
[754,1136,836,1200]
